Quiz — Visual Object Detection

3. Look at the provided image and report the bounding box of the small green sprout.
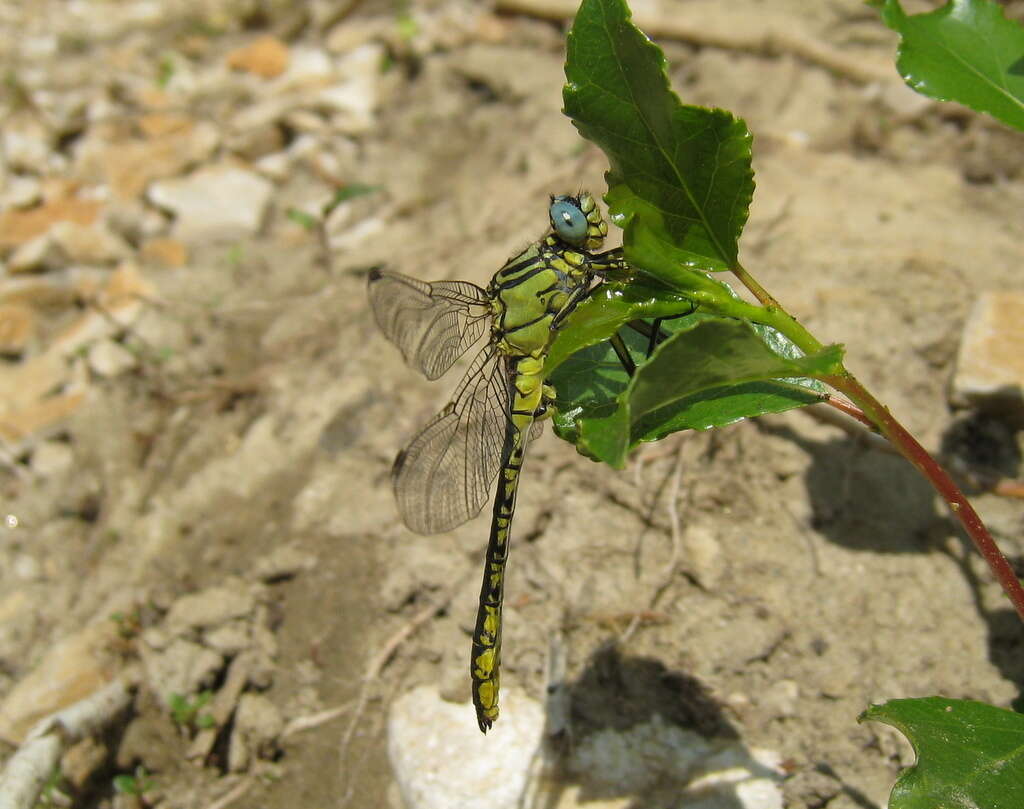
[113,765,155,796]
[168,691,215,730]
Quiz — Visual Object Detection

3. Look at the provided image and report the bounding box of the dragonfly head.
[549,191,608,251]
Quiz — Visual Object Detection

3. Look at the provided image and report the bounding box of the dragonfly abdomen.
[470,356,541,732]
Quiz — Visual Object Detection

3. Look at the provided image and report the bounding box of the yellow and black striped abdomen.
[470,363,533,730]
[472,245,594,731]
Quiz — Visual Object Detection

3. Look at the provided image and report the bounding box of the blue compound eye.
[549,197,588,245]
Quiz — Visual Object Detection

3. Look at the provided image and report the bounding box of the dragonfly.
[367,191,631,732]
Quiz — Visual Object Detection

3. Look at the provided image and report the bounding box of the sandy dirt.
[1,1,1023,807]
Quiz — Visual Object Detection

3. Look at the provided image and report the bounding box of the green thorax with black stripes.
[488,234,594,359]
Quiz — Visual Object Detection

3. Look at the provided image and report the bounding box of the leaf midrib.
[595,0,735,268]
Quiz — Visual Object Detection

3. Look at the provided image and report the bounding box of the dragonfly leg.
[626,318,670,357]
[590,247,629,277]
[626,303,698,356]
[549,280,598,331]
[609,332,636,377]
[533,383,557,419]
[613,304,698,375]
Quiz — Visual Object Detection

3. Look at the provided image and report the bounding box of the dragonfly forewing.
[367,268,491,381]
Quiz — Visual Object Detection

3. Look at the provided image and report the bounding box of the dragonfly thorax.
[489,244,593,357]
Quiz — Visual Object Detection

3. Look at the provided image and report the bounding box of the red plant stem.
[729,261,1024,620]
[723,261,1024,618]
[822,393,876,431]
[824,371,1024,623]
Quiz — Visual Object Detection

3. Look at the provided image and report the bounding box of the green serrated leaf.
[546,279,704,374]
[860,697,1024,809]
[563,0,754,270]
[624,320,839,422]
[632,379,823,439]
[872,0,1024,131]
[553,317,839,467]
[619,207,742,295]
[551,323,649,451]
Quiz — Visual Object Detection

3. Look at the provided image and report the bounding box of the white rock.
[571,714,711,793]
[683,746,786,809]
[229,96,295,132]
[12,554,41,582]
[105,199,169,243]
[22,33,58,59]
[7,233,67,274]
[147,166,273,241]
[251,544,315,582]
[228,693,283,772]
[164,583,257,635]
[760,678,800,719]
[140,626,171,652]
[0,175,42,209]
[388,685,545,809]
[3,117,51,173]
[203,620,250,655]
[225,123,284,161]
[282,109,328,135]
[274,46,334,89]
[952,291,1024,421]
[326,215,383,250]
[142,638,223,706]
[683,522,724,589]
[570,715,785,808]
[40,88,91,138]
[287,133,322,161]
[326,17,390,54]
[255,151,291,181]
[29,440,74,477]
[87,339,137,378]
[49,221,129,265]
[876,78,934,118]
[7,221,128,273]
[317,44,382,134]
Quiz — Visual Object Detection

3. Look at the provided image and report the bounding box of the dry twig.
[621,438,687,644]
[336,582,464,807]
[187,652,255,762]
[204,777,254,809]
[281,703,354,740]
[496,0,893,85]
[0,669,140,809]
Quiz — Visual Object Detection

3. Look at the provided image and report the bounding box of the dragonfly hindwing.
[390,344,510,535]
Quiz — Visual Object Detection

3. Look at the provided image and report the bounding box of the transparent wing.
[367,267,491,380]
[392,344,511,534]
